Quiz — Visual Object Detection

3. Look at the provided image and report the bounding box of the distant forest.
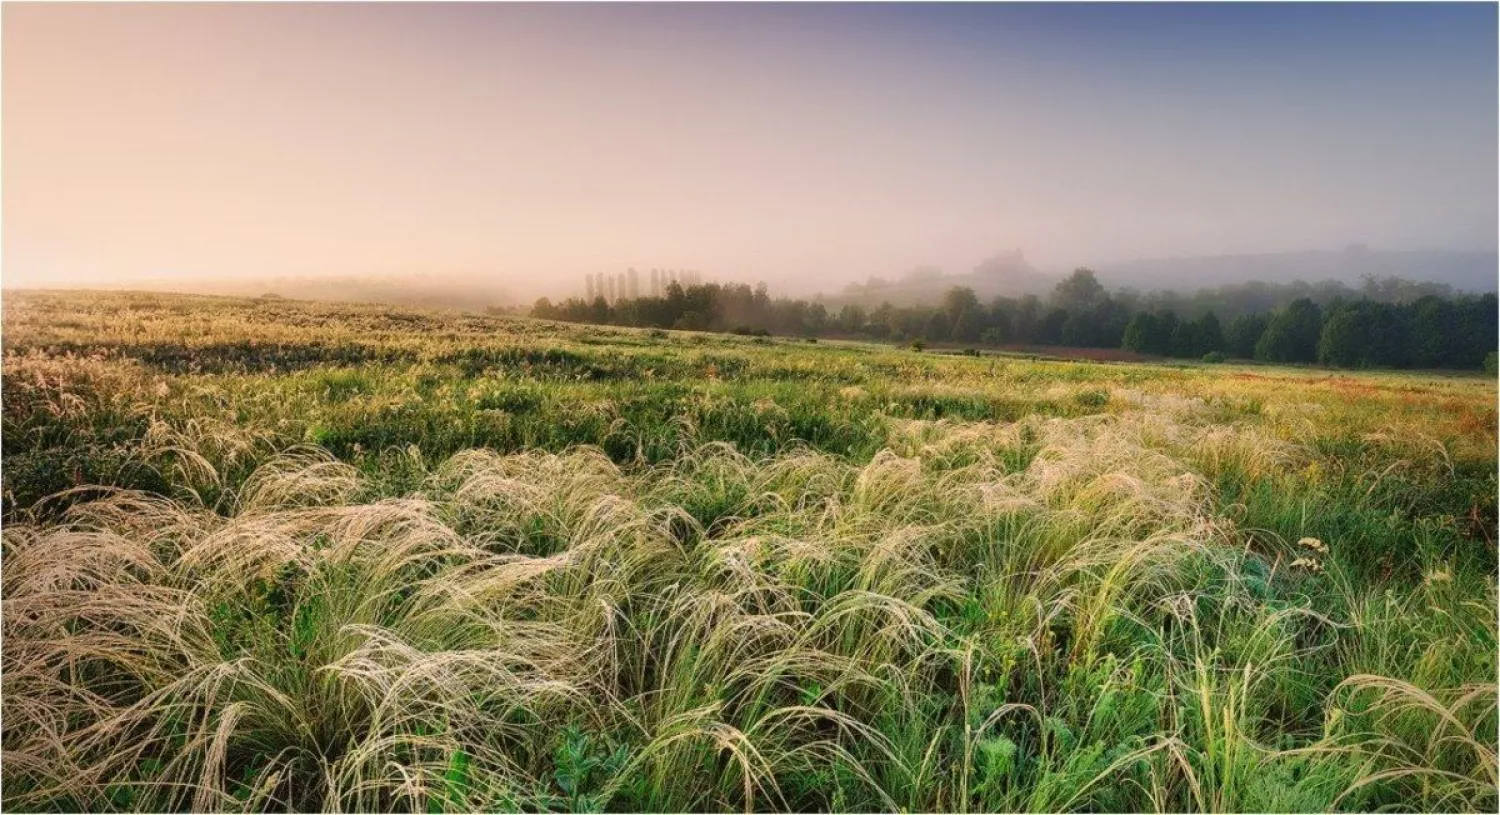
[531,270,1498,371]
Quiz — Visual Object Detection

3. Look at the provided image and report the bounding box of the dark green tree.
[982,300,1011,345]
[923,310,951,342]
[1157,311,1181,356]
[1170,319,1202,358]
[943,287,981,325]
[1226,314,1268,358]
[1255,298,1322,363]
[1364,301,1411,368]
[589,296,611,325]
[1453,293,1498,369]
[1409,295,1458,368]
[1012,295,1042,343]
[1036,308,1069,345]
[1318,303,1372,368]
[1196,311,1225,353]
[1060,312,1094,347]
[951,308,984,343]
[1092,299,1131,348]
[838,304,866,333]
[1121,312,1160,354]
[1051,268,1107,311]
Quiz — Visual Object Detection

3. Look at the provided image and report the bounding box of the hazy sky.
[5,3,1496,298]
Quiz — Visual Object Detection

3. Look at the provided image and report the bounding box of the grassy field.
[3,289,1496,813]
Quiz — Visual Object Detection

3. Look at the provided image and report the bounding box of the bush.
[1074,389,1109,408]
[730,326,771,337]
[910,340,926,352]
[1202,351,1226,364]
[1486,351,1497,376]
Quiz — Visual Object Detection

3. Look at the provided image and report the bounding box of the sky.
[4,2,1496,300]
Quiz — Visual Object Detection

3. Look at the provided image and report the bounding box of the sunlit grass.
[2,290,1495,812]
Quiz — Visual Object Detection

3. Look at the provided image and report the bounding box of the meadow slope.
[2,290,1496,812]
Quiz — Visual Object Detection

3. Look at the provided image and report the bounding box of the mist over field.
[4,3,1496,307]
[2,5,1498,814]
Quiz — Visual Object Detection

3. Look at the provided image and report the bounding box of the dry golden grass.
[2,290,1494,812]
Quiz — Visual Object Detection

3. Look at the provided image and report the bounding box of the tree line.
[531,269,1497,371]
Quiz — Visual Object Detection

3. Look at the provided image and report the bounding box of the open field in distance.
[2,290,1496,812]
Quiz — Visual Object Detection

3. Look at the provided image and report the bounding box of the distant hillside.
[1094,246,1498,293]
[820,250,1056,308]
[819,246,1496,309]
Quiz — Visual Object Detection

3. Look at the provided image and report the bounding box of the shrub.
[1202,350,1226,363]
[910,340,926,352]
[1486,351,1497,376]
[1074,388,1109,408]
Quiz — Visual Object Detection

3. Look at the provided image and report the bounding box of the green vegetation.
[533,270,1496,370]
[3,290,1496,812]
